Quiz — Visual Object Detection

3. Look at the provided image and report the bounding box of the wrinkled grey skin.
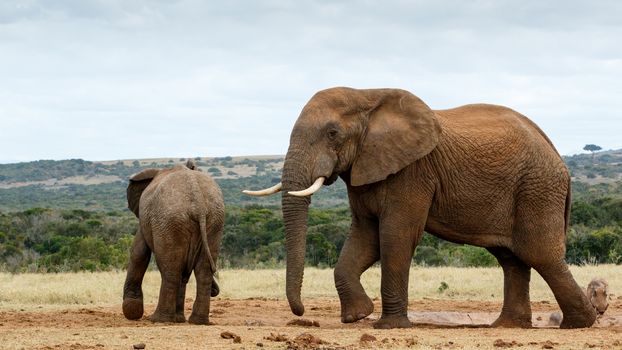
[122,160,224,324]
[276,87,596,329]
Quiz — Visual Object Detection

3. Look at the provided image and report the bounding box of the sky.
[1,0,621,163]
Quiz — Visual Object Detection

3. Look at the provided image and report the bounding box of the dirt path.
[1,298,621,349]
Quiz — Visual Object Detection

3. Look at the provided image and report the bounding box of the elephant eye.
[327,128,339,140]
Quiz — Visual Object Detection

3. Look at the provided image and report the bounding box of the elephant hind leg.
[487,247,532,328]
[150,257,185,323]
[188,251,213,325]
[175,272,191,323]
[513,208,596,328]
[532,259,596,328]
[123,230,151,320]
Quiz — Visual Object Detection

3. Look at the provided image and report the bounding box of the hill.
[0,155,347,212]
[563,149,622,184]
[0,149,621,212]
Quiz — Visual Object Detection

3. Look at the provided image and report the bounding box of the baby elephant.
[122,160,224,324]
[549,278,609,326]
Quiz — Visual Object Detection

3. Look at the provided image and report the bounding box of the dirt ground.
[1,298,621,350]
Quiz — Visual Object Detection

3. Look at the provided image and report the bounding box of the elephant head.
[244,87,441,315]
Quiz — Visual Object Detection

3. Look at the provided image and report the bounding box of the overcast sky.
[1,1,621,163]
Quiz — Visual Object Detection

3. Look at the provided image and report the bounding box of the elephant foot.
[491,314,532,328]
[188,313,210,325]
[341,296,374,323]
[175,313,186,323]
[122,298,144,320]
[149,311,176,323]
[560,309,596,329]
[211,281,220,297]
[373,315,412,329]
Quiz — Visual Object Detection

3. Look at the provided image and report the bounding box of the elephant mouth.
[323,173,339,186]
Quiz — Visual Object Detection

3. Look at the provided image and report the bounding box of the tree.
[583,144,602,162]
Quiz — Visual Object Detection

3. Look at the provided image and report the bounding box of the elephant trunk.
[282,150,313,316]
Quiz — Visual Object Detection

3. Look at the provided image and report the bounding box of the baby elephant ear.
[127,168,160,217]
[351,89,441,186]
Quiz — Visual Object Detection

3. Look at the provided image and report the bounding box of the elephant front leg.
[373,213,425,329]
[487,247,532,328]
[334,215,379,323]
[123,230,151,320]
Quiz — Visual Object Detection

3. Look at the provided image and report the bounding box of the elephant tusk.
[288,177,325,197]
[242,182,282,196]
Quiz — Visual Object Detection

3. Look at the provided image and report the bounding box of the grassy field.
[1,265,619,309]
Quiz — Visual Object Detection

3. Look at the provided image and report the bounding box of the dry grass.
[1,265,620,309]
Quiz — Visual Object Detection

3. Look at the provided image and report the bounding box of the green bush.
[566,226,622,264]
[2,174,622,271]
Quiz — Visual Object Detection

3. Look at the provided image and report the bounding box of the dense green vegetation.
[0,206,351,272]
[2,189,621,272]
[0,208,135,272]
[1,150,621,272]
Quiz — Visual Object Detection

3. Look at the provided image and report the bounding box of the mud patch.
[359,333,376,343]
[265,332,289,342]
[287,318,321,327]
[286,333,327,349]
[220,331,241,343]
[494,339,522,348]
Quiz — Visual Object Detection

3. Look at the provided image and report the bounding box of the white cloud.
[0,0,621,162]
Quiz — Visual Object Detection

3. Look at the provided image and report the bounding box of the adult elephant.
[244,87,596,329]
[123,160,224,324]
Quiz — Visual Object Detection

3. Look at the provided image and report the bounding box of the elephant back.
[141,167,224,223]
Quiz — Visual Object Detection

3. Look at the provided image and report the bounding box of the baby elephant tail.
[199,215,219,297]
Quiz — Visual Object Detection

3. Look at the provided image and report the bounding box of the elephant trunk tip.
[289,300,305,316]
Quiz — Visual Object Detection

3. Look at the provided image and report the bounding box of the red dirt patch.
[1,298,622,349]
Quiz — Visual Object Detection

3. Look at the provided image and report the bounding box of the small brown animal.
[586,278,609,315]
[548,278,609,326]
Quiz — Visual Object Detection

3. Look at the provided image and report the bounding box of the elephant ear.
[127,168,160,218]
[350,90,441,186]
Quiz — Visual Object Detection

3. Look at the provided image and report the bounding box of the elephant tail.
[564,175,571,236]
[199,215,217,275]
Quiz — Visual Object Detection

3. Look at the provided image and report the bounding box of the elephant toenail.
[344,315,354,323]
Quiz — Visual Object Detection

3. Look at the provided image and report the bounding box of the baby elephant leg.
[122,230,151,320]
[189,252,214,325]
